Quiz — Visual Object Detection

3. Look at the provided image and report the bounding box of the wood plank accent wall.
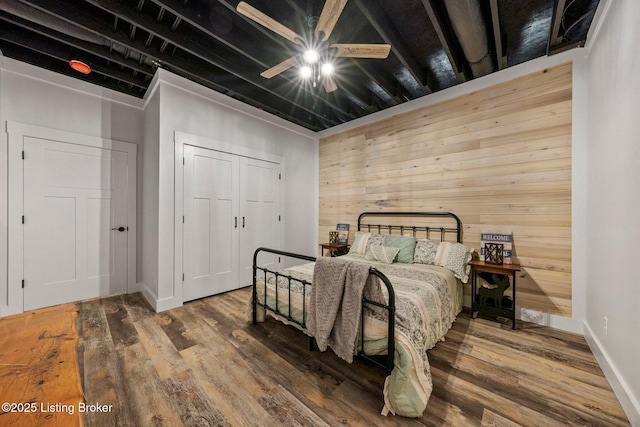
[319,63,572,317]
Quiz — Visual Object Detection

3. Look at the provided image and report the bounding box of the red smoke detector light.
[69,60,91,74]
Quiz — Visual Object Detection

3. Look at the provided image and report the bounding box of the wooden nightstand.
[469,259,521,329]
[319,243,350,257]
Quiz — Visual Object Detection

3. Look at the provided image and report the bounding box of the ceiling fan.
[236,0,391,92]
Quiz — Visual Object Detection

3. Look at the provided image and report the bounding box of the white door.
[23,138,129,310]
[183,146,240,301]
[239,158,281,285]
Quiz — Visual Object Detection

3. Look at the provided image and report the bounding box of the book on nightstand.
[336,223,350,245]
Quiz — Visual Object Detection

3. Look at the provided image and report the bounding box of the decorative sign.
[481,231,513,264]
[484,243,504,264]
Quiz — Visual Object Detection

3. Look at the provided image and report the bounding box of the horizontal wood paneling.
[319,63,573,317]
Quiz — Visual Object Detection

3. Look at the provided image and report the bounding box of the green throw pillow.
[384,235,417,263]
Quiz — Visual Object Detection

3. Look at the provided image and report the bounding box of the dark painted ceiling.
[0,0,600,131]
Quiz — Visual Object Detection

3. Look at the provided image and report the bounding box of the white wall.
[140,70,318,311]
[0,57,143,315]
[583,0,640,423]
[0,55,5,307]
[140,81,161,300]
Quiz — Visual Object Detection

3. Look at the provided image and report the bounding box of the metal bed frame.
[252,211,462,373]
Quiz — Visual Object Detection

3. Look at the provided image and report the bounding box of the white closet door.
[239,158,281,285]
[23,138,129,310]
[183,146,239,301]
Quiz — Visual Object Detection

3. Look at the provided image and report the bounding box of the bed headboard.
[357,212,462,243]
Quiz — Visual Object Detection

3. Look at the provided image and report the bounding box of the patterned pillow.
[434,242,475,283]
[349,231,371,255]
[365,233,386,253]
[414,239,439,265]
[384,235,417,263]
[365,244,400,264]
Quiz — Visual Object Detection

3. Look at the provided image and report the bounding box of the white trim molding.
[584,322,640,426]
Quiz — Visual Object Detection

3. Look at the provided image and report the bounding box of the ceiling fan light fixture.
[302,49,319,64]
[320,62,334,76]
[69,59,91,74]
[300,65,313,79]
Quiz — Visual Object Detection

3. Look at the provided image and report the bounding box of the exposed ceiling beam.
[151,0,279,69]
[352,0,430,96]
[489,0,506,70]
[420,0,468,83]
[549,0,567,48]
[350,60,400,107]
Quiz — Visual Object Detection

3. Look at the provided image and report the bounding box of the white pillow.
[349,231,371,254]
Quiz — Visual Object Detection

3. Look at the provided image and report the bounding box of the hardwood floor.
[70,288,630,426]
[0,304,84,427]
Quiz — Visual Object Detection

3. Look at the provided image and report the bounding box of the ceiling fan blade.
[331,43,392,59]
[260,56,299,79]
[323,76,338,93]
[315,0,348,41]
[237,1,303,43]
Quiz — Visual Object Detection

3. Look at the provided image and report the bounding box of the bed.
[250,212,474,417]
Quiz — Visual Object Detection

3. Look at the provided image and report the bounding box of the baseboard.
[462,298,583,335]
[139,283,182,313]
[584,322,640,426]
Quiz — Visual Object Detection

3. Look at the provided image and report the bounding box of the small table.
[319,243,350,257]
[469,259,521,329]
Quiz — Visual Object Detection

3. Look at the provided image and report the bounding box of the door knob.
[111,226,128,232]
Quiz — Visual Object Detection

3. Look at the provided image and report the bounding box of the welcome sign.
[480,231,513,264]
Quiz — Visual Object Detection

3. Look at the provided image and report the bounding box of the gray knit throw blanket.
[307,257,383,363]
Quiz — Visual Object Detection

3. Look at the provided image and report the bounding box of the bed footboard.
[252,247,395,372]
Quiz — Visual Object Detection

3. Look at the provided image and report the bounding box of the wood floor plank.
[481,408,523,427]
[331,378,422,426]
[162,370,230,426]
[81,343,134,426]
[429,364,566,427]
[179,344,277,426]
[154,311,198,352]
[120,343,185,426]
[134,317,190,381]
[102,296,138,349]
[258,384,331,427]
[422,394,479,427]
[77,299,111,347]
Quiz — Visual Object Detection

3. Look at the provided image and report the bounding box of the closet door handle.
[234,216,238,229]
[242,216,245,228]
